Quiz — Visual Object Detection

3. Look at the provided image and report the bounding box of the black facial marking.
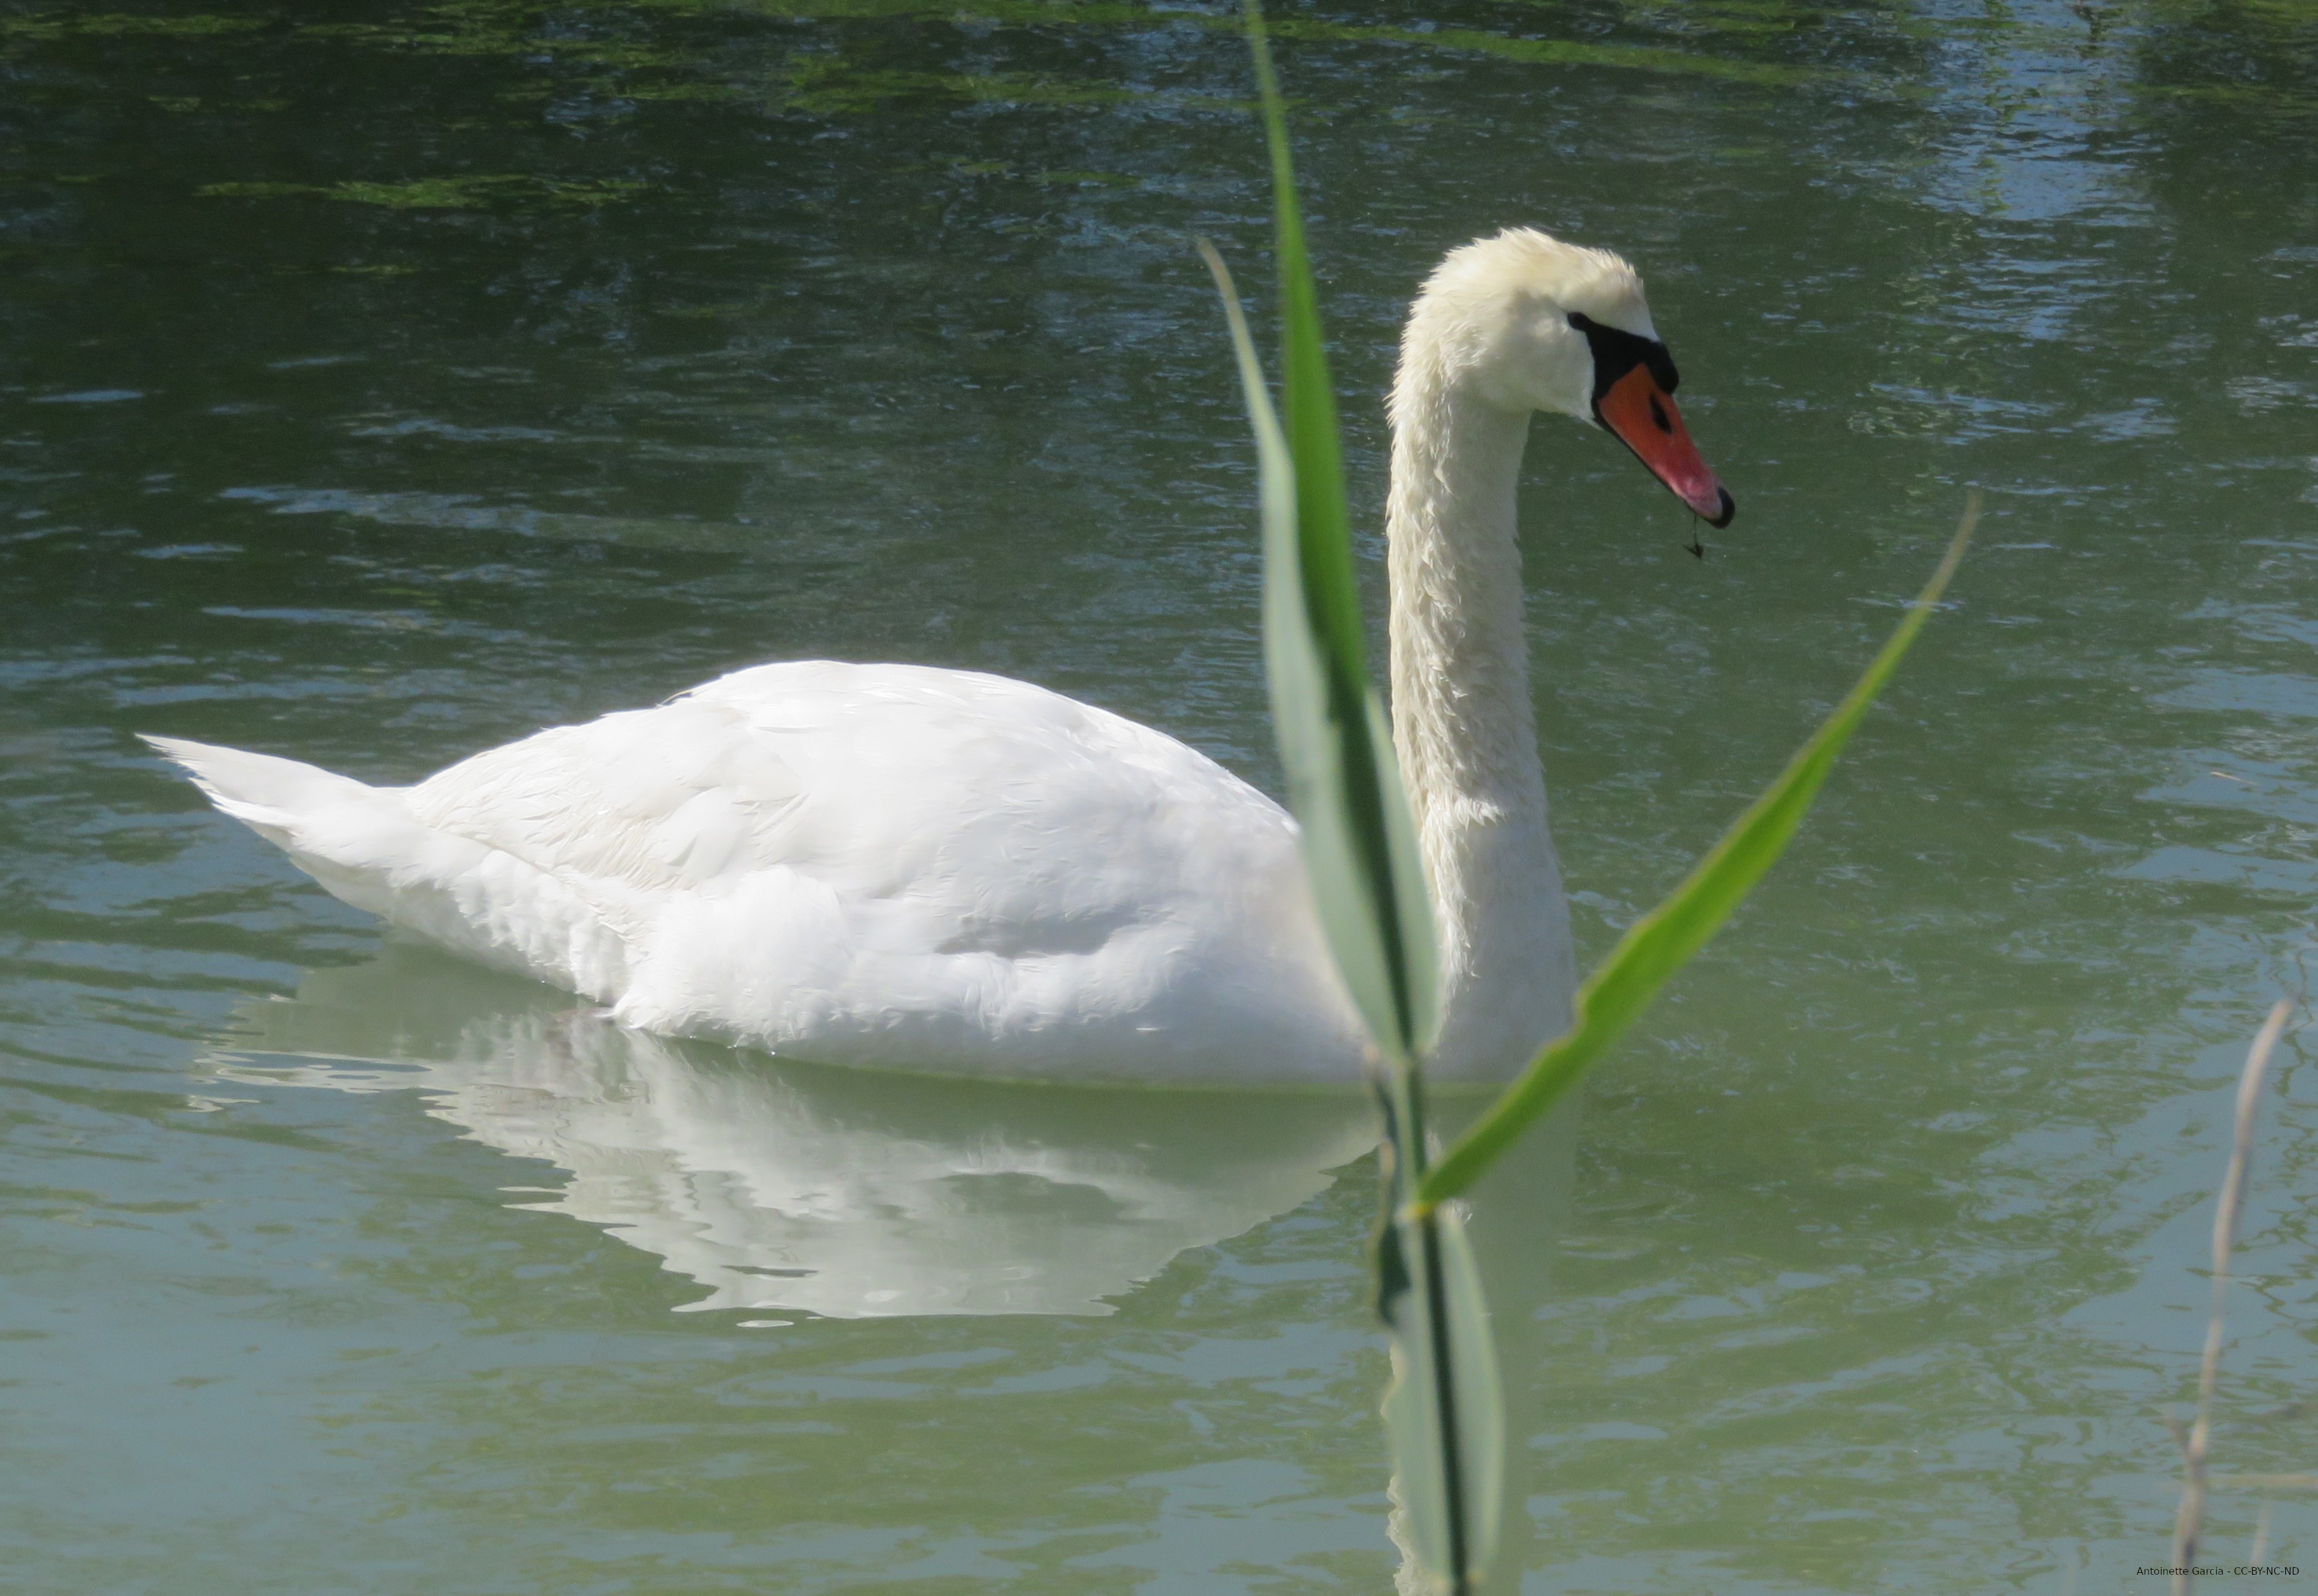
[1567,311,1680,415]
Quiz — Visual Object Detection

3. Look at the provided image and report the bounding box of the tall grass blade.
[1213,0,1437,1066]
[1378,1201,1504,1595]
[1194,238,1422,1063]
[1199,2,1484,1583]
[1209,8,1968,1585]
[1201,216,1498,1595]
[1417,496,1980,1209]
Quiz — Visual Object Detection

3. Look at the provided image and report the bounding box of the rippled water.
[6,2,2318,1590]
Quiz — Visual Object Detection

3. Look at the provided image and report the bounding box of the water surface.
[5,1,2318,1590]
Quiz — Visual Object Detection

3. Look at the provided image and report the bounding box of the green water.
[6,2,2318,1590]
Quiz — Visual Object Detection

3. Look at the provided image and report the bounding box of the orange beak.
[1596,365,1735,528]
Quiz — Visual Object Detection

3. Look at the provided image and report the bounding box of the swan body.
[153,228,1730,1086]
[152,663,1361,1081]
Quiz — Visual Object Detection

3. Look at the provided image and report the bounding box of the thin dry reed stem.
[2211,1474,2318,1492]
[2170,999,2290,1594]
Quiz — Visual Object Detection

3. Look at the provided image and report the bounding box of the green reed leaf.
[1378,1201,1504,1594]
[1211,12,1967,1586]
[1196,1,1435,1068]
[1416,496,1979,1210]
[1201,3,1481,1585]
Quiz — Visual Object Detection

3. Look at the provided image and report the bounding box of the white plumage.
[151,662,1360,1081]
[153,228,1728,1086]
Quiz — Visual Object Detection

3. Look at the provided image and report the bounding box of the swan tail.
[143,735,391,844]
[141,733,459,916]
[142,735,630,997]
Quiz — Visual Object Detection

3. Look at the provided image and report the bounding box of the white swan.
[151,228,1732,1086]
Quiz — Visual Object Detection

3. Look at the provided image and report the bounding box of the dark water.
[5,2,2318,1590]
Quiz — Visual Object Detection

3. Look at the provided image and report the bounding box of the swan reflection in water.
[206,943,1383,1320]
[209,943,1572,1593]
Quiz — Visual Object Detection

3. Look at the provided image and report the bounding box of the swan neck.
[1386,358,1574,1076]
[1387,381,1542,815]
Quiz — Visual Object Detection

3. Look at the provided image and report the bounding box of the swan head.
[1406,227,1735,527]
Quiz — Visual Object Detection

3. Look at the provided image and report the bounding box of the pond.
[4,1,2317,1590]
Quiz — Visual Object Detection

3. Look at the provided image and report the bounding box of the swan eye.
[1567,311,1680,405]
